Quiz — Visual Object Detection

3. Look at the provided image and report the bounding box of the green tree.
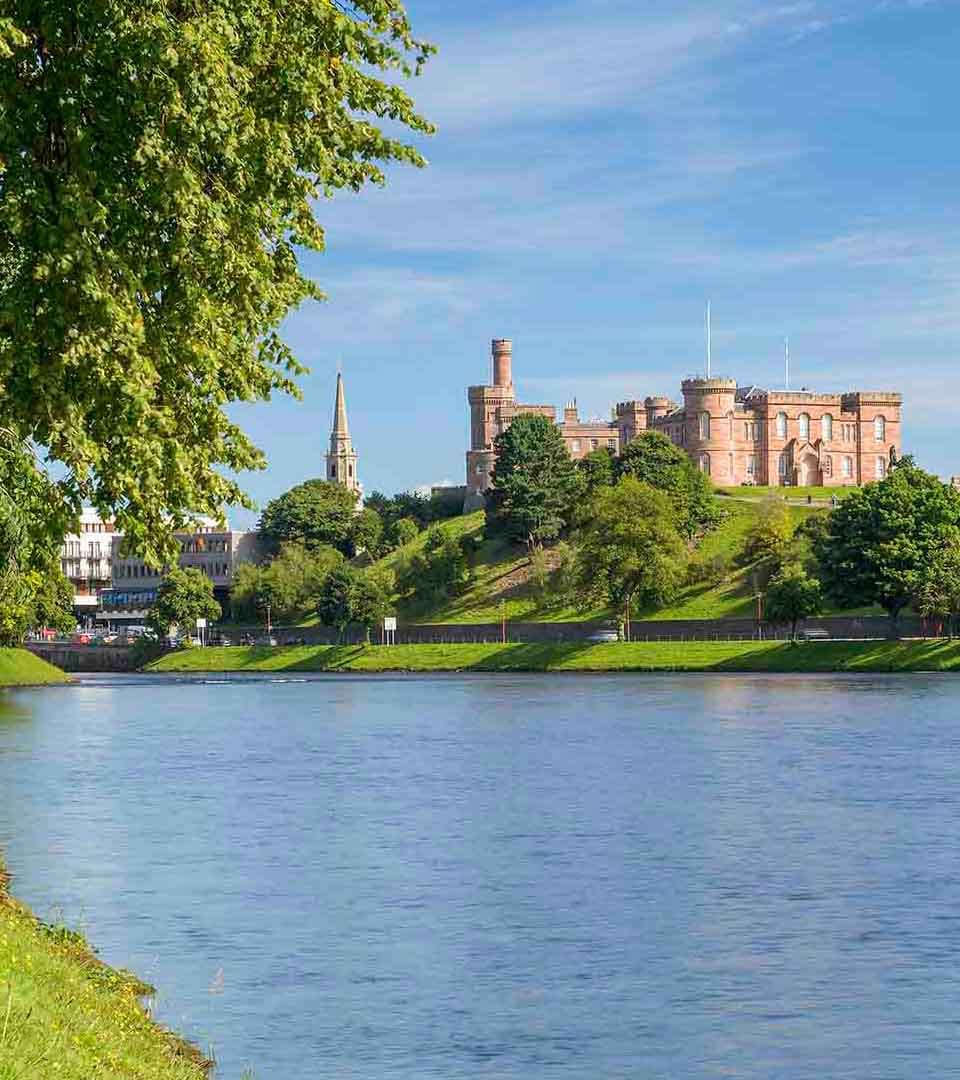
[615,432,720,539]
[232,542,341,623]
[390,517,420,549]
[259,480,358,555]
[814,459,960,635]
[316,565,357,639]
[398,525,471,609]
[349,507,384,558]
[351,568,394,642]
[148,567,221,638]
[29,559,75,635]
[764,563,823,639]
[487,415,581,550]
[916,529,960,637]
[577,448,615,495]
[744,496,794,563]
[0,2,432,562]
[574,477,687,617]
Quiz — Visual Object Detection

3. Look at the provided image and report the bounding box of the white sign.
[384,617,397,632]
[196,618,207,629]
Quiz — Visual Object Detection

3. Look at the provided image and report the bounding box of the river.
[1,673,959,1078]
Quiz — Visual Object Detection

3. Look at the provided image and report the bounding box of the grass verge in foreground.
[0,862,209,1079]
[150,640,960,674]
[0,648,69,686]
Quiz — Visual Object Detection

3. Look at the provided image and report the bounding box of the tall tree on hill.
[916,529,960,637]
[259,480,358,556]
[814,459,960,636]
[487,415,582,550]
[616,432,720,538]
[574,477,687,619]
[0,2,433,562]
[577,447,616,496]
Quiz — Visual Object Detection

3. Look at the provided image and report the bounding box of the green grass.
[0,648,70,686]
[717,485,854,502]
[149,640,960,675]
[0,863,208,1079]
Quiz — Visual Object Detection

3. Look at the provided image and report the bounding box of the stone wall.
[25,644,138,672]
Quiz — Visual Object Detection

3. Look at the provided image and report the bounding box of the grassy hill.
[0,648,70,686]
[365,491,881,626]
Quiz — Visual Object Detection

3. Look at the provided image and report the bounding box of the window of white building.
[776,412,787,438]
[799,413,810,441]
[875,416,886,442]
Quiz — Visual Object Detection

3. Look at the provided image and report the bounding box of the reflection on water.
[0,673,959,1079]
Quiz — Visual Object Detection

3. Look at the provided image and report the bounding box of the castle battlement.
[465,339,904,495]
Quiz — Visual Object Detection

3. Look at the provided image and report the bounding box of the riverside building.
[466,338,903,499]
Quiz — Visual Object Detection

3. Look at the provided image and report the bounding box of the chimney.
[492,338,512,388]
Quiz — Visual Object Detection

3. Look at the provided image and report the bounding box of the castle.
[466,339,903,496]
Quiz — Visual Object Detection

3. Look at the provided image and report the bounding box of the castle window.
[348,465,353,477]
[875,416,886,442]
[798,413,810,441]
[744,422,750,441]
[842,456,853,479]
[776,412,787,439]
[876,456,886,479]
[607,439,616,450]
[822,413,833,442]
[591,439,598,450]
[698,453,711,476]
[475,462,483,475]
[747,454,757,477]
[823,455,832,476]
[699,412,710,440]
[330,464,337,478]
[571,439,581,453]
[778,452,788,477]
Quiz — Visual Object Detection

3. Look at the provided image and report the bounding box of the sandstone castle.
[467,338,902,498]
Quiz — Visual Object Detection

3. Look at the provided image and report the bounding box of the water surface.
[1,672,959,1078]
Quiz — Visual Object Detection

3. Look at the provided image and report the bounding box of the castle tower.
[326,371,360,495]
[682,377,738,484]
[466,339,517,496]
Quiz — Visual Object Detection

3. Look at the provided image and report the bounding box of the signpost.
[383,616,397,646]
[196,617,207,647]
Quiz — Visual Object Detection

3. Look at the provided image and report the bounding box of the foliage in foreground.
[0,1,433,561]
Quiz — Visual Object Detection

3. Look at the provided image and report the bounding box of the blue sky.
[232,0,959,526]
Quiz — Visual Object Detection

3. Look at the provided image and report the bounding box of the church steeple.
[326,371,360,495]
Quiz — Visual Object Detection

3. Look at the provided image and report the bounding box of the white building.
[59,509,119,623]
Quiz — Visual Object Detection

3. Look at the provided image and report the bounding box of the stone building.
[466,339,903,496]
[326,371,361,496]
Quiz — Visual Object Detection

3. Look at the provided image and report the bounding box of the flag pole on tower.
[706,301,712,378]
[785,337,790,391]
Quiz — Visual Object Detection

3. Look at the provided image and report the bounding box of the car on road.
[586,628,620,644]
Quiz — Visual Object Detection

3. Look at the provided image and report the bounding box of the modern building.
[59,509,119,623]
[466,338,903,497]
[326,371,361,496]
[100,520,261,624]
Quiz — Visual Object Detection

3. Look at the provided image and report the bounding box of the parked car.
[586,628,620,644]
[255,635,279,647]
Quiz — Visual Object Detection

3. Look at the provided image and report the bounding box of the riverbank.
[149,640,960,674]
[0,648,70,686]
[0,858,209,1078]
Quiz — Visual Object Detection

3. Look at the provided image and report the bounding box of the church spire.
[326,369,360,495]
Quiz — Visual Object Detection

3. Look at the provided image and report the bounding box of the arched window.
[699,453,711,475]
[776,411,787,439]
[876,456,886,479]
[699,412,710,440]
[875,415,886,442]
[842,456,853,479]
[799,413,810,441]
[822,413,833,442]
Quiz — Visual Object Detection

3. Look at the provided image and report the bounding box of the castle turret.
[644,396,673,427]
[681,377,737,483]
[326,371,360,495]
[492,338,513,388]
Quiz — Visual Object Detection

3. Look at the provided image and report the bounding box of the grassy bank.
[0,861,208,1079]
[150,640,960,674]
[0,648,70,686]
